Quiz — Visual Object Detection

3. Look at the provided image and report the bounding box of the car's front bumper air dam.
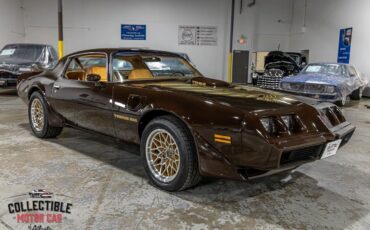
[195,131,328,181]
[330,122,356,147]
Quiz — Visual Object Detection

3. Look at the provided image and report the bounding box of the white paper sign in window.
[0,49,15,56]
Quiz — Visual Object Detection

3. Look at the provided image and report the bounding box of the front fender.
[141,93,245,177]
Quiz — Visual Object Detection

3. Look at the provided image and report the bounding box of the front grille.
[257,69,284,89]
[290,83,305,91]
[280,144,324,166]
[305,84,326,94]
[0,72,18,79]
[284,83,332,94]
[257,75,283,89]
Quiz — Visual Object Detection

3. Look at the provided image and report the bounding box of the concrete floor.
[0,91,369,229]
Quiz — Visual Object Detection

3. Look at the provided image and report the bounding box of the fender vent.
[127,94,146,111]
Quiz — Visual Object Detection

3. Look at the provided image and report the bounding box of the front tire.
[29,91,63,138]
[141,116,201,191]
[336,95,349,106]
[350,88,363,100]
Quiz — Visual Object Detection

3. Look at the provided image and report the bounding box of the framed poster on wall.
[121,24,146,40]
[178,26,217,46]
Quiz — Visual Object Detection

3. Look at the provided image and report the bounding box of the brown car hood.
[130,77,305,111]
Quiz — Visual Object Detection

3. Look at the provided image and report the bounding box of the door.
[50,53,115,136]
[232,50,250,84]
[110,54,143,144]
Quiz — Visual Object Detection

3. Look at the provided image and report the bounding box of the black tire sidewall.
[351,88,362,100]
[336,95,348,106]
[141,118,194,192]
[28,92,49,138]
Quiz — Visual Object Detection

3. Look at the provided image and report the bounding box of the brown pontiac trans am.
[17,49,355,191]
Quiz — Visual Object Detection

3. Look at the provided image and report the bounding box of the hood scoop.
[191,77,230,88]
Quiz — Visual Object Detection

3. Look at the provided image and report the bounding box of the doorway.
[232,50,250,84]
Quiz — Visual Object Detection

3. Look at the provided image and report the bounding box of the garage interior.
[0,0,369,229]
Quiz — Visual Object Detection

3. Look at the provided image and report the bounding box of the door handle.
[53,84,61,92]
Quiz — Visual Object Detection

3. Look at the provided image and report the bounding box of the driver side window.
[64,54,108,82]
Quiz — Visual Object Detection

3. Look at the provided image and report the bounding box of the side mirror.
[86,74,101,82]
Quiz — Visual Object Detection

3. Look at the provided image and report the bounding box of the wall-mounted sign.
[178,26,217,46]
[337,27,353,64]
[121,24,146,40]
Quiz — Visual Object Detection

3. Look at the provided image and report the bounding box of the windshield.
[112,53,201,81]
[0,44,44,61]
[143,56,197,77]
[302,64,347,76]
[80,57,106,68]
[287,53,301,64]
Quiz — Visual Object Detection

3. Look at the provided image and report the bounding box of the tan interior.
[66,67,108,82]
[85,66,108,82]
[66,70,84,81]
[128,69,153,80]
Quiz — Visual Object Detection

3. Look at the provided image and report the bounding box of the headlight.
[281,82,291,90]
[260,117,277,135]
[281,115,294,131]
[325,85,336,94]
[18,67,34,72]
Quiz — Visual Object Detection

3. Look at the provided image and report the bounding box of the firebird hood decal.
[133,81,300,106]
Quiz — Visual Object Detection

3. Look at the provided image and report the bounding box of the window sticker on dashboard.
[0,49,15,56]
[305,65,322,73]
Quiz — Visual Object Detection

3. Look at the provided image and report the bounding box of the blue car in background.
[280,63,368,106]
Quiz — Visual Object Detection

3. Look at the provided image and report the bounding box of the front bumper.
[0,78,18,88]
[330,121,356,147]
[196,122,355,181]
[0,70,20,88]
[280,89,341,102]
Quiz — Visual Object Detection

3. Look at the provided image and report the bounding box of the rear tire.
[141,115,201,191]
[350,88,363,100]
[29,91,63,138]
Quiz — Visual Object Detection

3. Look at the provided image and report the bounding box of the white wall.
[21,0,295,81]
[22,0,230,80]
[254,0,292,51]
[233,0,293,52]
[0,0,25,49]
[231,0,292,83]
[1,0,309,81]
[290,0,370,78]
